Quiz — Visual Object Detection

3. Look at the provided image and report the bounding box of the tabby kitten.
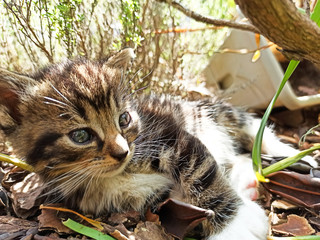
[0,49,312,239]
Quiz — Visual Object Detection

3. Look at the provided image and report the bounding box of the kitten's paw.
[230,155,259,201]
[208,200,268,240]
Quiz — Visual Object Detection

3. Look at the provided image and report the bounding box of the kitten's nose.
[109,134,129,162]
[110,150,128,162]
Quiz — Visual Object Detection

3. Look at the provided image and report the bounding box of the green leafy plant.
[119,0,142,47]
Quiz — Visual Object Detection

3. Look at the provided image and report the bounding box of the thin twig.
[155,0,260,33]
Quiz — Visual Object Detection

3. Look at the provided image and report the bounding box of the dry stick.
[3,0,54,63]
[155,0,260,33]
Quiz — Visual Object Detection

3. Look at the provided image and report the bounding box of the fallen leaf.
[157,198,214,240]
[309,217,320,229]
[263,171,320,210]
[272,214,315,236]
[103,222,140,240]
[107,211,141,228]
[269,212,286,226]
[0,215,38,234]
[135,221,174,240]
[33,232,73,240]
[11,172,44,218]
[109,229,129,240]
[1,166,29,191]
[145,207,159,222]
[38,206,73,234]
[271,199,298,210]
[40,205,103,230]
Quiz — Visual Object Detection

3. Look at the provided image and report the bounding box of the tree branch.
[235,0,320,66]
[155,0,260,33]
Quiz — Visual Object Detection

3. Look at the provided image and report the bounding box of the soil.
[284,60,320,96]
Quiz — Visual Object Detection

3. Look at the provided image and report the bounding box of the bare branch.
[154,0,260,33]
[3,0,53,62]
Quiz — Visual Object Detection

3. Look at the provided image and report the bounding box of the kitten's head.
[0,49,139,184]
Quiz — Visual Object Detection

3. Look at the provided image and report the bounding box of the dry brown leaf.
[135,221,174,240]
[145,207,159,223]
[2,166,29,191]
[0,215,38,234]
[11,172,44,218]
[309,217,320,229]
[263,171,320,210]
[272,214,315,236]
[109,229,130,240]
[157,198,214,239]
[271,199,298,210]
[40,204,103,230]
[33,232,72,240]
[103,222,141,240]
[38,207,73,234]
[108,210,141,228]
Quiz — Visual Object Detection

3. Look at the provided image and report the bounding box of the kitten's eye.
[119,112,131,128]
[69,129,92,144]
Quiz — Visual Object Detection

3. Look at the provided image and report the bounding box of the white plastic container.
[203,29,320,110]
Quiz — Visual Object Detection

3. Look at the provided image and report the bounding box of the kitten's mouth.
[92,151,132,177]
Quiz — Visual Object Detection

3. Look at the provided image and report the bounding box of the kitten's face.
[0,49,139,183]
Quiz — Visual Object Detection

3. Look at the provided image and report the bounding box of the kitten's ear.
[105,48,136,70]
[0,68,35,125]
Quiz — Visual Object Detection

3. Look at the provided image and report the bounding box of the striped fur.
[0,49,300,239]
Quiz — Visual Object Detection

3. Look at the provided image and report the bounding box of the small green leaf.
[262,145,320,176]
[62,218,115,240]
[0,153,34,172]
[310,1,320,26]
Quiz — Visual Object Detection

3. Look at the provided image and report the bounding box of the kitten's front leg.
[166,135,267,239]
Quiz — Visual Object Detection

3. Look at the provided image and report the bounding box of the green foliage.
[119,0,142,47]
[54,0,84,57]
[0,0,235,95]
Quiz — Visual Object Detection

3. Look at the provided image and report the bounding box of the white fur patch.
[80,173,172,214]
[208,200,268,240]
[230,155,258,200]
[245,118,318,168]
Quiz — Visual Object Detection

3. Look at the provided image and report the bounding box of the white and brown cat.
[0,49,316,239]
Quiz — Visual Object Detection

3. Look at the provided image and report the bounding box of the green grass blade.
[252,60,299,175]
[0,153,34,172]
[62,218,115,240]
[310,0,320,25]
[262,144,320,176]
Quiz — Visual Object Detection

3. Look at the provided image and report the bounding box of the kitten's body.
[0,49,314,239]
